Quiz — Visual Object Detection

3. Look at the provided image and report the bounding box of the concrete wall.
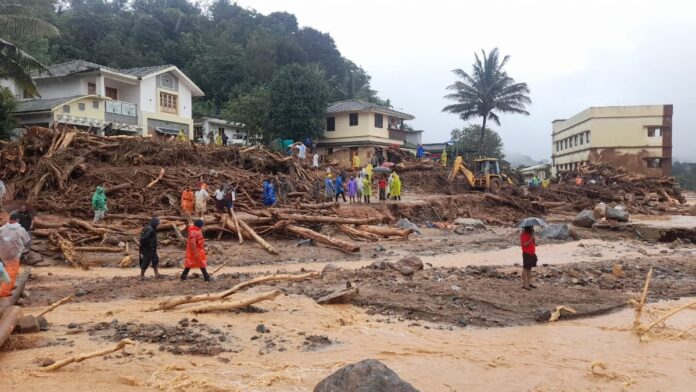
[54,97,105,121]
[551,105,672,176]
[0,77,21,98]
[316,145,377,169]
[324,111,391,140]
[139,77,157,113]
[35,78,83,99]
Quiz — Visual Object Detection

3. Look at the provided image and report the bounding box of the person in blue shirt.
[263,177,276,206]
[324,174,335,201]
[416,144,425,159]
[334,173,347,202]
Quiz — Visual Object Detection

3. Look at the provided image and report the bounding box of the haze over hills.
[505,151,548,168]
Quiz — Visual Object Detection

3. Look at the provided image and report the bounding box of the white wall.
[0,77,21,98]
[139,77,157,113]
[179,82,192,119]
[35,78,83,99]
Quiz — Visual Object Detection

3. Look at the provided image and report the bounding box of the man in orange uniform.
[181,187,195,222]
[0,213,30,297]
[180,219,210,282]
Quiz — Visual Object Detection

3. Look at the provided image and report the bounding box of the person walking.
[347,176,357,203]
[194,185,210,218]
[295,142,307,163]
[335,173,347,202]
[0,213,30,297]
[520,226,538,290]
[391,172,402,200]
[324,174,335,202]
[356,173,364,204]
[181,187,195,222]
[378,175,387,202]
[181,219,210,282]
[215,132,223,146]
[362,174,372,204]
[91,186,107,224]
[263,177,277,206]
[416,144,425,159]
[140,217,162,280]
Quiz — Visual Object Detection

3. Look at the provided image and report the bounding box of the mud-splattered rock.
[317,287,359,305]
[573,210,596,228]
[606,206,629,222]
[454,218,486,229]
[399,267,415,276]
[534,308,552,322]
[313,359,420,392]
[322,263,340,274]
[302,335,333,351]
[395,256,423,271]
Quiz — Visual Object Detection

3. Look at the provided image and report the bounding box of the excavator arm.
[448,156,475,187]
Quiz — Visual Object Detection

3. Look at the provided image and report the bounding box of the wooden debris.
[237,217,278,255]
[287,224,360,253]
[0,306,22,348]
[336,224,380,242]
[146,168,165,188]
[37,295,75,318]
[548,305,577,322]
[356,225,413,239]
[41,339,135,371]
[189,290,282,313]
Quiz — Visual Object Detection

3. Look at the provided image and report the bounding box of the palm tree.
[443,48,531,156]
[0,4,60,97]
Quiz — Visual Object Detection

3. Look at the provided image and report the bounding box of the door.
[105,87,118,100]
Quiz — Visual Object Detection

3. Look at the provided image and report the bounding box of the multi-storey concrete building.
[551,105,673,176]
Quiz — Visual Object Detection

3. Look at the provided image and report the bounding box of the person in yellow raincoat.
[177,129,187,142]
[390,172,402,200]
[365,163,373,182]
[352,153,361,171]
[215,132,223,146]
[441,149,448,167]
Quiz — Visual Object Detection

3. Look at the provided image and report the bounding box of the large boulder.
[593,202,607,220]
[313,359,420,392]
[395,256,423,271]
[573,210,596,228]
[539,224,575,240]
[606,205,629,222]
[454,218,486,229]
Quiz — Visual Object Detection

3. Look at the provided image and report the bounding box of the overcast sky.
[236,0,696,162]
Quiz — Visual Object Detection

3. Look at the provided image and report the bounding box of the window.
[105,87,118,100]
[326,117,336,131]
[92,100,99,109]
[646,158,662,168]
[158,73,178,91]
[574,135,579,146]
[586,131,591,143]
[88,83,96,95]
[78,103,85,111]
[159,92,178,114]
[374,113,383,128]
[647,127,662,137]
[349,113,358,126]
[580,134,584,145]
[62,105,70,113]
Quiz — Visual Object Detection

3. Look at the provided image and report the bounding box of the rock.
[75,289,87,297]
[534,308,552,322]
[296,239,314,247]
[395,256,424,271]
[22,250,43,266]
[17,315,47,333]
[322,263,340,274]
[457,318,468,327]
[539,224,573,240]
[178,318,189,327]
[612,264,624,278]
[68,322,78,329]
[313,359,420,392]
[316,287,359,305]
[590,252,602,257]
[606,205,629,222]
[369,261,390,270]
[453,218,486,229]
[395,218,421,235]
[37,316,48,331]
[256,324,267,333]
[374,244,386,252]
[573,210,596,228]
[399,267,415,276]
[593,202,607,220]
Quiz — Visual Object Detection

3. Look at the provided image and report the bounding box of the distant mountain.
[505,151,548,168]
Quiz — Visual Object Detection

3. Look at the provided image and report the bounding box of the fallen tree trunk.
[287,224,360,253]
[237,217,278,255]
[146,168,165,188]
[41,339,135,371]
[0,306,22,349]
[230,209,243,244]
[73,246,124,253]
[276,213,379,225]
[189,290,282,313]
[151,271,319,311]
[356,225,412,238]
[336,224,380,242]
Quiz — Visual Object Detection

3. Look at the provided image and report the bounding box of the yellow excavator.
[448,156,513,192]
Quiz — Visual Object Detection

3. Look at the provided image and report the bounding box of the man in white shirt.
[213,185,226,213]
[312,152,319,170]
[295,143,307,162]
[194,186,210,218]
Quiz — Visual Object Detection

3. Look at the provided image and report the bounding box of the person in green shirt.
[91,186,107,223]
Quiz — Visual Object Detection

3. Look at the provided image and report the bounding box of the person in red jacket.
[181,219,210,282]
[378,175,387,202]
[520,226,537,290]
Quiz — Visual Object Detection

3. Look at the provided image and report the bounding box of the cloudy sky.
[236,0,696,162]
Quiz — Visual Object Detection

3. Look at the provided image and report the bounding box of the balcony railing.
[105,100,138,125]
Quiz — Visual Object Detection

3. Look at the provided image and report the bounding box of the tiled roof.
[14,96,83,113]
[119,65,173,77]
[327,99,414,120]
[33,60,174,79]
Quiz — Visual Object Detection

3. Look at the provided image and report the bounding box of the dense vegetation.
[3,0,388,139]
[673,161,696,190]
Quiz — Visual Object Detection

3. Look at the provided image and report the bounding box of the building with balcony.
[193,117,248,145]
[7,60,204,138]
[318,100,416,167]
[551,105,673,177]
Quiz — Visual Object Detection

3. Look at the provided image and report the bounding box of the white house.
[7,60,204,138]
[193,117,248,145]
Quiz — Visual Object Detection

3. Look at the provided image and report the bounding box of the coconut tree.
[0,3,60,97]
[443,48,531,156]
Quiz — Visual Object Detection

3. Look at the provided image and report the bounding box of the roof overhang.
[142,66,205,97]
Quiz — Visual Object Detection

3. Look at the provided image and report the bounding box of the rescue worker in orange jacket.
[180,219,210,282]
[181,187,195,222]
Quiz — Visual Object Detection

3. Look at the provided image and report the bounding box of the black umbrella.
[515,217,547,228]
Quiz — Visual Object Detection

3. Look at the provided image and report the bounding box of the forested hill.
[17,0,384,115]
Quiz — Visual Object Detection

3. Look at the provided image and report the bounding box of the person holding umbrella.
[517,217,545,290]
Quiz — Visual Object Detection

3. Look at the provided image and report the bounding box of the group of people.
[322,169,402,204]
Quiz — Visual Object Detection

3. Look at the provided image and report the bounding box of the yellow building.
[551,105,672,177]
[318,100,416,168]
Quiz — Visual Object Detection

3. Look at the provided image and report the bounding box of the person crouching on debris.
[0,212,30,297]
[91,186,107,224]
[194,185,210,218]
[140,217,161,280]
[181,187,195,222]
[521,226,538,290]
[263,177,277,206]
[181,219,210,282]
